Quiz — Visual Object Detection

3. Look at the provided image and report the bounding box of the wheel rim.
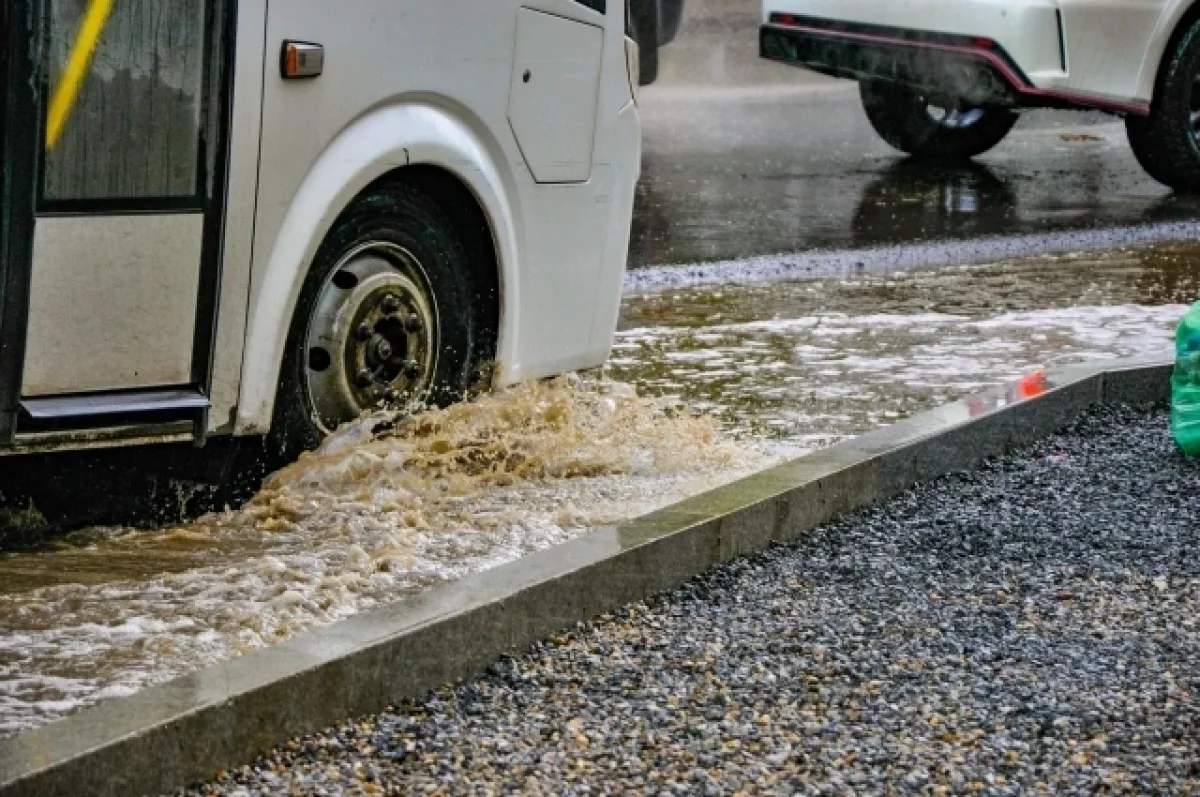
[304,241,439,434]
[926,104,985,130]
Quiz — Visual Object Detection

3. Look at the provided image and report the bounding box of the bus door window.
[23,0,222,400]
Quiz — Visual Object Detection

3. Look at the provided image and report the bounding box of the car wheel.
[268,182,488,461]
[1126,20,1200,192]
[860,81,1018,160]
[629,0,660,85]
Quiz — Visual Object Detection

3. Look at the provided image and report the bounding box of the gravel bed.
[182,405,1200,796]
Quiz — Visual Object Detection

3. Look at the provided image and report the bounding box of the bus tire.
[268,182,487,461]
[859,81,1018,160]
[1125,19,1200,192]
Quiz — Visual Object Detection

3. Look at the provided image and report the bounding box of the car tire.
[629,0,660,86]
[1126,20,1200,192]
[860,81,1018,160]
[267,181,488,463]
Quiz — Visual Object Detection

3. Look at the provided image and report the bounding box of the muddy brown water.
[0,243,1193,737]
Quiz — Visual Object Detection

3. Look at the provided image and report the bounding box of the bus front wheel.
[269,182,488,460]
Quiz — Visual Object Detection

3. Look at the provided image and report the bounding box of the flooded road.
[0,242,1192,737]
[0,380,772,737]
[614,243,1195,443]
[0,0,1196,764]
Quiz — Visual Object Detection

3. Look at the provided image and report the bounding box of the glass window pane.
[42,0,207,202]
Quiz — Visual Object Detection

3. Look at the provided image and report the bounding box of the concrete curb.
[0,357,1172,797]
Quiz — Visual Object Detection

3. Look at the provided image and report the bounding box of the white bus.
[0,0,643,466]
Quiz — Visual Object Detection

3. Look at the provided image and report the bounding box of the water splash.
[0,377,783,736]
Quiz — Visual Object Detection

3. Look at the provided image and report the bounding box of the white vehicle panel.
[508,8,604,183]
[1136,0,1194,100]
[587,103,641,364]
[765,0,1067,80]
[1058,0,1164,100]
[764,0,1172,102]
[24,215,202,396]
[206,0,266,434]
[237,0,637,433]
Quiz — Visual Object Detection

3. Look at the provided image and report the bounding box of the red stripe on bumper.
[763,22,1150,116]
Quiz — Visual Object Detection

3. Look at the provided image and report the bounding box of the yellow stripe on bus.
[45,0,116,150]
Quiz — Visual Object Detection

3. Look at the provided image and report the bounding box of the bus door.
[0,0,232,443]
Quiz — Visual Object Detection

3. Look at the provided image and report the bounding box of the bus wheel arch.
[234,104,518,447]
[267,173,501,460]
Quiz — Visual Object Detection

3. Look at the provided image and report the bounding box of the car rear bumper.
[760,13,1149,116]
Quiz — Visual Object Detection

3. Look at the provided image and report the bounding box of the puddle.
[0,242,1192,737]
[613,245,1189,443]
[0,378,782,737]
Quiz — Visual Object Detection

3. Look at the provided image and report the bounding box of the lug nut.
[404,314,423,333]
[355,369,374,388]
[403,359,421,377]
[373,338,394,360]
[381,294,401,314]
[356,322,373,340]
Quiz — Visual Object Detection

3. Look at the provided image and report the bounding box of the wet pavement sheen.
[612,244,1193,443]
[631,85,1200,268]
[0,241,1189,737]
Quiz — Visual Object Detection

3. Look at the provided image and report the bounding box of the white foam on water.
[0,377,791,736]
[609,303,1180,441]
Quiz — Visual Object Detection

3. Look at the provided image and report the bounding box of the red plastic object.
[1016,369,1048,400]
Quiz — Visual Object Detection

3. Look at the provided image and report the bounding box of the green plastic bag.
[1171,302,1200,457]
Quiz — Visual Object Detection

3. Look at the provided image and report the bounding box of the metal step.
[21,388,210,421]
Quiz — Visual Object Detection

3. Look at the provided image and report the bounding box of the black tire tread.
[268,182,483,462]
[629,0,660,86]
[1125,21,1200,192]
[859,81,1018,161]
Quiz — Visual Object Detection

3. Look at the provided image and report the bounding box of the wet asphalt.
[630,82,1200,270]
[179,32,1200,796]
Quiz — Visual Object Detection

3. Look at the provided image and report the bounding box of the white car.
[760,0,1200,191]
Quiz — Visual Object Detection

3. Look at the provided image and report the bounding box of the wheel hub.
[926,103,985,130]
[304,243,438,434]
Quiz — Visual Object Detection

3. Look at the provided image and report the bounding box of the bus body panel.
[0,0,639,449]
[207,0,267,435]
[24,215,203,395]
[587,100,641,369]
[236,0,637,434]
[509,8,605,183]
